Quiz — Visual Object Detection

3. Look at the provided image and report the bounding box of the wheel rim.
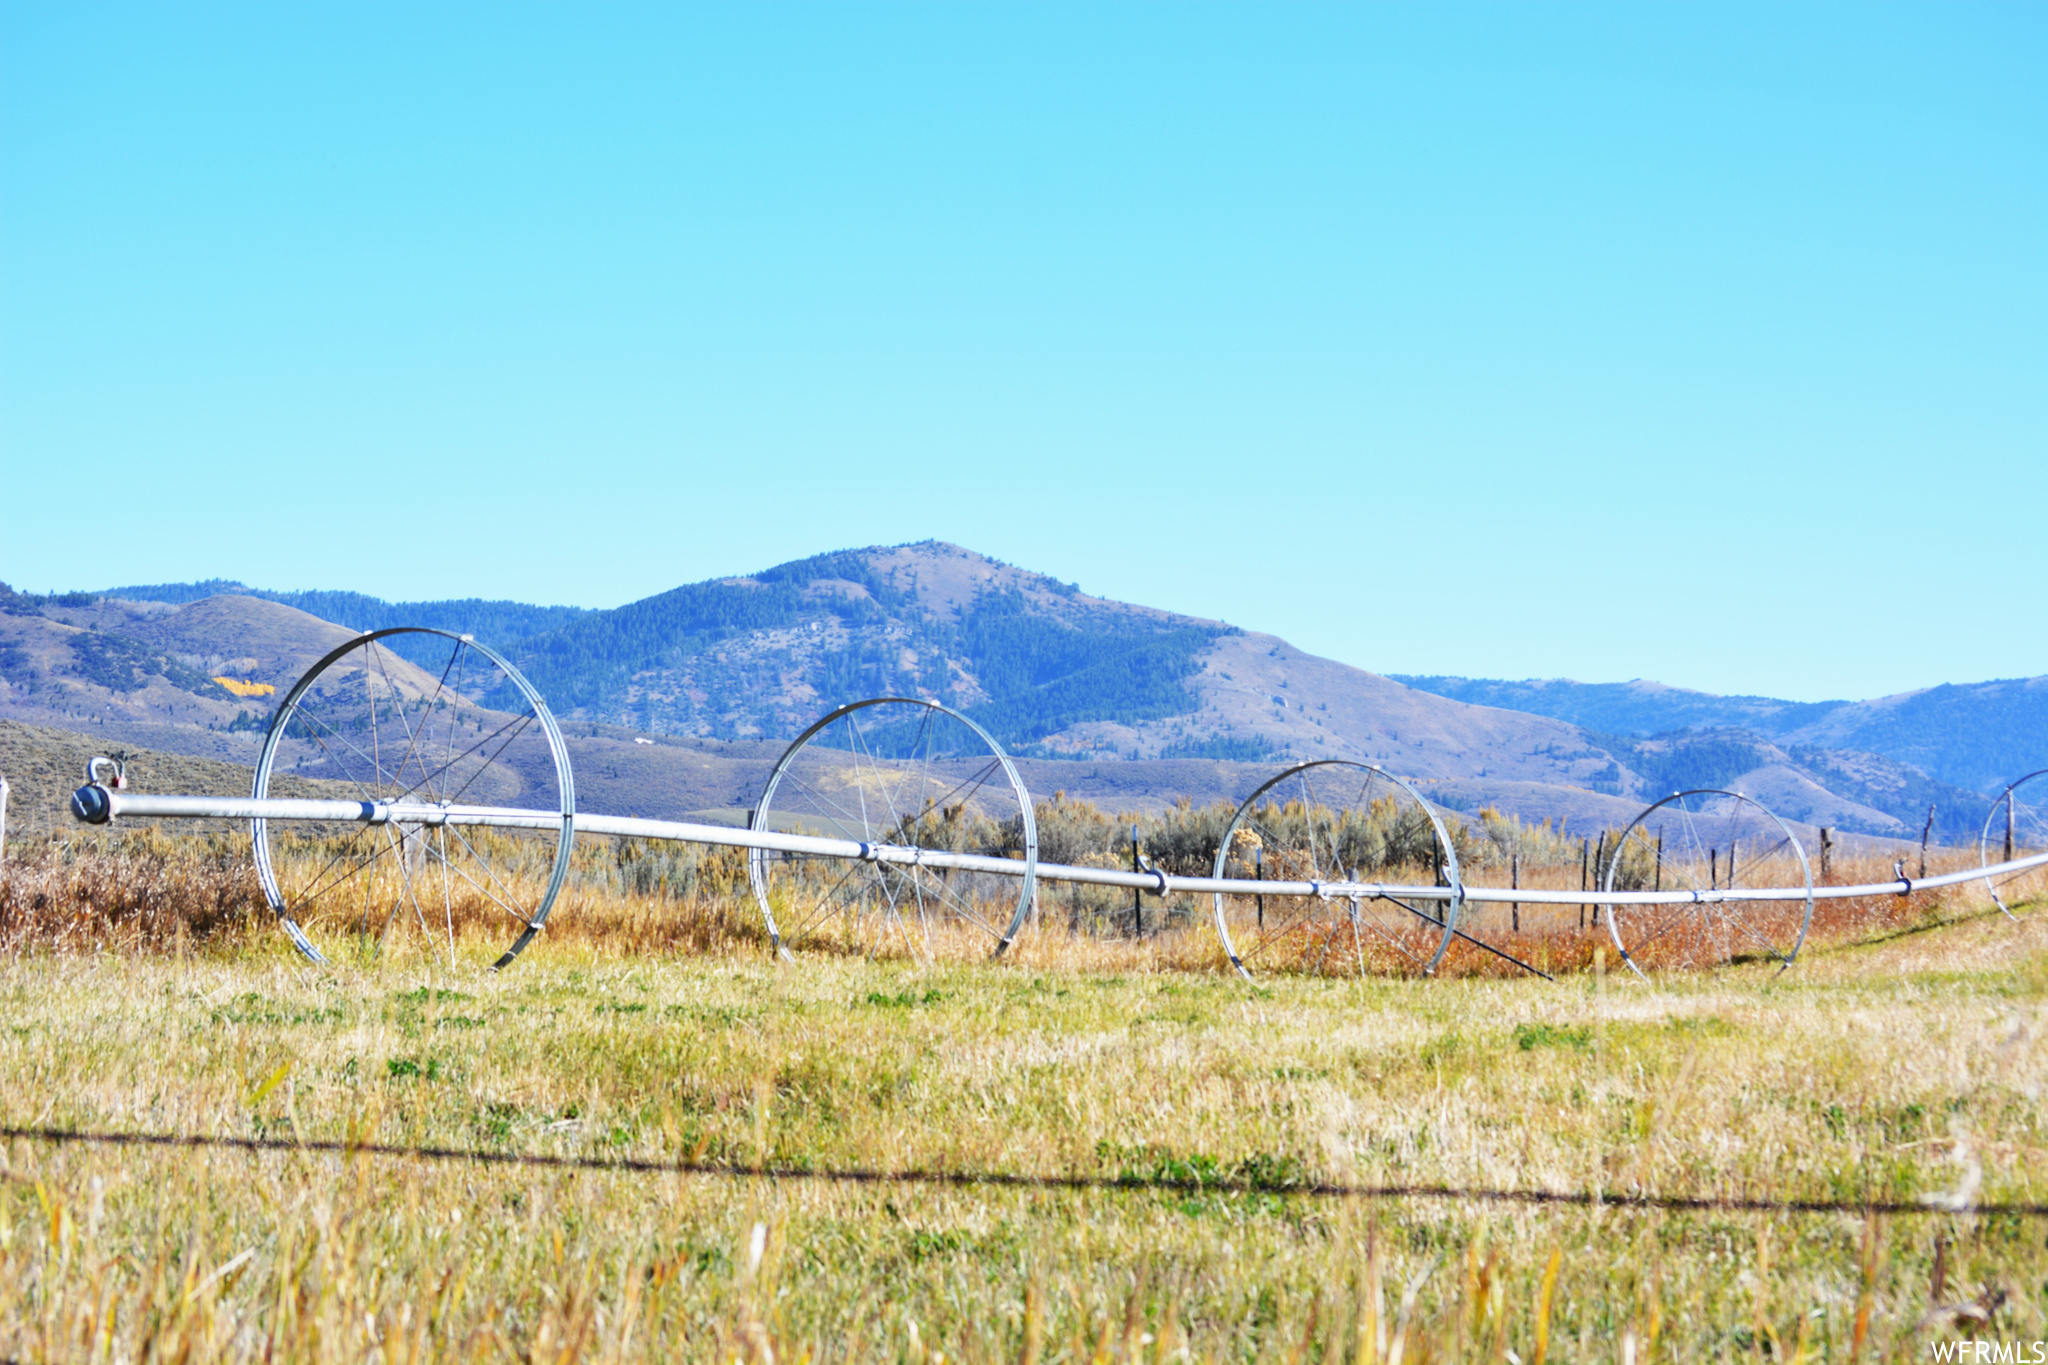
[748,698,1037,960]
[1209,761,1460,979]
[251,628,575,969]
[1601,789,1811,978]
[1979,771,2048,919]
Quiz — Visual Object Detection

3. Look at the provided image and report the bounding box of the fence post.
[1578,838,1588,930]
[1654,832,1663,892]
[1510,852,1520,934]
[2006,794,2016,864]
[1130,824,1143,938]
[1920,804,1936,879]
[1819,827,1832,884]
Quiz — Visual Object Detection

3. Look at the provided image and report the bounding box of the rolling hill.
[1393,673,2048,799]
[2,545,2041,844]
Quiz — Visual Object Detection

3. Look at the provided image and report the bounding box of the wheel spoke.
[294,715,386,800]
[436,826,457,966]
[892,865,1003,940]
[1236,896,1330,964]
[779,857,871,944]
[894,759,1003,839]
[1606,791,1808,970]
[753,701,1029,958]
[277,827,383,911]
[373,641,450,799]
[285,832,393,919]
[422,710,537,808]
[783,770,872,838]
[253,631,568,965]
[421,840,533,927]
[439,823,539,926]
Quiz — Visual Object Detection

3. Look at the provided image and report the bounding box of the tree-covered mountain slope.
[0,543,2036,844]
[475,543,1641,803]
[104,579,588,653]
[1393,672,2048,797]
[490,543,1237,754]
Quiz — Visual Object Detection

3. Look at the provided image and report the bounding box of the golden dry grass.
[0,832,2044,1361]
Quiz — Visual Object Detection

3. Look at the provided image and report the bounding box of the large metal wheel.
[1979,770,2048,919]
[1210,761,1461,979]
[1601,789,1811,977]
[748,698,1036,960]
[251,628,575,969]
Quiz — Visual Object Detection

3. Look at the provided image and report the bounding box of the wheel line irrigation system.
[52,627,2048,978]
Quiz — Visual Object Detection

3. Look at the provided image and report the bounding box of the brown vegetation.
[0,862,2040,1360]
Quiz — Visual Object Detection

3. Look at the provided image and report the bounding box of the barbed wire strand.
[3,1125,2039,1218]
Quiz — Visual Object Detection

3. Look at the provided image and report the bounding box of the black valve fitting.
[71,784,112,824]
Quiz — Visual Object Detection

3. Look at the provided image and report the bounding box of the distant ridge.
[0,542,2038,843]
[492,543,1246,757]
[104,580,588,652]
[1393,674,2048,798]
[1387,675,1850,737]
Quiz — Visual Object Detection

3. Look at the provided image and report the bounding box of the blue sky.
[2,4,2041,702]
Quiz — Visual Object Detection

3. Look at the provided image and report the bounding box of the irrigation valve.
[70,756,127,825]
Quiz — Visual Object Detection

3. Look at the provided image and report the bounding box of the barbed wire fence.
[4,1125,2039,1220]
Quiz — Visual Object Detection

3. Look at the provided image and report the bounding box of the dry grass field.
[0,832,2044,1362]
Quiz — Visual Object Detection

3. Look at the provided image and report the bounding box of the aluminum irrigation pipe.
[69,785,2048,907]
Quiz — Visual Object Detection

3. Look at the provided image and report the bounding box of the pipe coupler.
[70,784,112,824]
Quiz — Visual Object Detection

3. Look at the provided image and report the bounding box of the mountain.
[0,584,455,773]
[1393,674,2048,798]
[1386,676,1847,737]
[1777,679,2048,798]
[1,546,2039,844]
[103,580,589,661]
[489,543,1244,756]
[476,543,1657,805]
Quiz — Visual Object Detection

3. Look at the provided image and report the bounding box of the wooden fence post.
[1129,824,1143,938]
[1510,852,1520,934]
[1578,838,1589,931]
